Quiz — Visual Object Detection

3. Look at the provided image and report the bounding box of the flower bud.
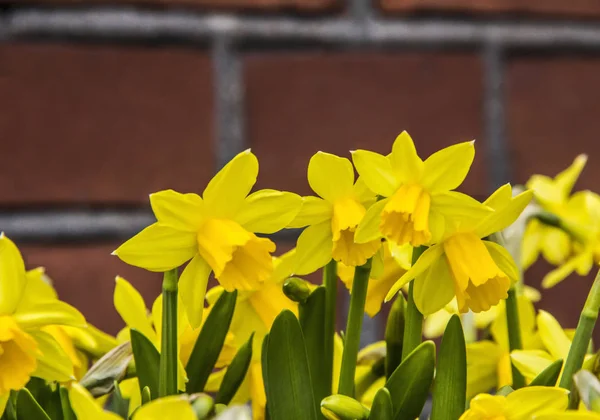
[283,277,311,303]
[320,394,370,420]
[190,393,214,419]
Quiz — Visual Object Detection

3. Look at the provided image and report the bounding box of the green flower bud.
[283,277,311,303]
[320,394,370,420]
[190,393,214,419]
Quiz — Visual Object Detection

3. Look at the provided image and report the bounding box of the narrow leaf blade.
[16,388,51,420]
[369,387,393,420]
[130,328,160,400]
[216,332,254,405]
[530,359,564,387]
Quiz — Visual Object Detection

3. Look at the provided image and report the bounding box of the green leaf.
[25,378,62,420]
[368,387,393,420]
[299,286,328,412]
[431,315,466,420]
[59,386,76,420]
[216,333,254,405]
[385,340,435,420]
[385,295,406,379]
[186,290,237,393]
[16,388,50,420]
[530,359,563,387]
[264,310,317,420]
[141,386,152,405]
[130,328,160,400]
[104,381,128,418]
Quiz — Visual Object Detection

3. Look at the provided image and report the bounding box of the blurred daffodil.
[205,250,298,420]
[523,154,587,271]
[352,131,489,247]
[288,152,381,275]
[0,234,86,415]
[466,295,540,398]
[461,386,569,420]
[113,150,301,327]
[385,184,532,314]
[337,242,411,317]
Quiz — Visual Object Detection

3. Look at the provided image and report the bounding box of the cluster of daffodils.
[3,132,600,420]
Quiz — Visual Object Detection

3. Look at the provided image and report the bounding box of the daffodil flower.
[523,154,587,270]
[466,295,540,398]
[352,131,490,248]
[113,150,301,327]
[337,242,411,317]
[205,250,298,420]
[0,234,86,415]
[68,382,197,420]
[535,410,600,419]
[511,310,592,383]
[385,184,532,314]
[460,386,569,420]
[288,152,381,275]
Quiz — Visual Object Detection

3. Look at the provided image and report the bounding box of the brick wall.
[2,0,600,336]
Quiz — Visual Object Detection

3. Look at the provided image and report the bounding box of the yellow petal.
[119,378,142,416]
[350,150,397,197]
[203,149,258,218]
[466,340,503,399]
[475,190,533,239]
[483,183,513,210]
[389,131,424,184]
[384,244,444,302]
[463,394,506,418]
[490,295,535,352]
[133,395,196,420]
[555,154,588,198]
[0,393,8,417]
[308,152,354,203]
[113,223,197,272]
[504,386,569,419]
[421,141,475,193]
[510,350,554,382]
[535,413,600,420]
[423,309,453,338]
[414,257,455,315]
[236,189,302,234]
[354,198,387,244]
[484,241,520,284]
[540,227,572,266]
[29,330,74,383]
[150,189,205,232]
[430,191,493,238]
[0,234,26,315]
[69,383,122,420]
[272,249,297,283]
[537,310,571,360]
[13,300,86,329]
[113,276,157,344]
[179,255,212,328]
[250,281,297,330]
[522,220,543,270]
[294,221,333,275]
[542,252,592,288]
[286,196,332,229]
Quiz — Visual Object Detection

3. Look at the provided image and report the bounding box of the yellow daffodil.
[424,285,540,338]
[511,310,592,382]
[536,411,600,419]
[337,242,411,317]
[205,250,298,420]
[352,131,490,248]
[0,234,86,415]
[113,150,301,327]
[113,276,236,414]
[288,152,381,275]
[68,382,196,420]
[461,386,569,419]
[523,154,587,270]
[466,295,540,398]
[385,184,532,314]
[541,190,600,288]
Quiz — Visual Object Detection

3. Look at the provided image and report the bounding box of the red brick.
[380,0,600,19]
[0,0,339,11]
[20,243,162,335]
[0,43,214,204]
[245,52,487,199]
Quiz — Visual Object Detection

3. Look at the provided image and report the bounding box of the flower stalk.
[159,268,179,397]
[323,259,337,393]
[560,268,600,407]
[402,246,426,360]
[505,287,525,389]
[338,258,372,396]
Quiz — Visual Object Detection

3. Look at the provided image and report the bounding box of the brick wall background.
[2,0,600,339]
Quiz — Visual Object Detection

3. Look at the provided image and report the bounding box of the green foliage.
[130,328,160,400]
[16,388,50,420]
[530,359,563,387]
[216,333,254,405]
[368,388,393,420]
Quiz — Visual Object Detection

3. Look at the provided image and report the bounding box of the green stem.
[402,246,426,360]
[159,268,179,397]
[506,287,525,389]
[323,259,337,394]
[338,259,372,396]
[560,269,600,407]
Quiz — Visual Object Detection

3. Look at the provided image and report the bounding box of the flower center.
[0,316,38,395]
[331,198,380,267]
[196,219,275,291]
[380,184,431,247]
[443,233,510,313]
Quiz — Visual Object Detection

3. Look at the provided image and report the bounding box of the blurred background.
[2,0,599,340]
